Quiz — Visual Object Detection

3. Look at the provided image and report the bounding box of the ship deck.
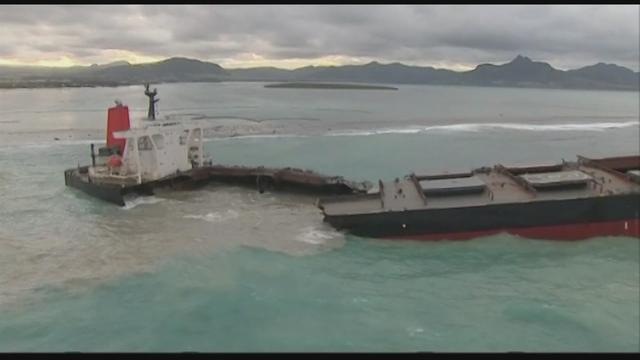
[66,163,372,206]
[320,155,640,217]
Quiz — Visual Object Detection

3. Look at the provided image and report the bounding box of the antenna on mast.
[144,83,159,120]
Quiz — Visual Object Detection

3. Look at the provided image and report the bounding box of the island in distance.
[264,82,398,90]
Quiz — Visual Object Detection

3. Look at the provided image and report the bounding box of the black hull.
[324,194,640,240]
[64,168,127,206]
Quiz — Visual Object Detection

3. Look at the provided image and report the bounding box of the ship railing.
[413,171,473,181]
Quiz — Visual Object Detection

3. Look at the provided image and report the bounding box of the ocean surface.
[0,82,638,352]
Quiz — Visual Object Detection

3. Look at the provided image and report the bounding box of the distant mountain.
[0,55,637,90]
[461,55,640,90]
[0,57,229,86]
[464,55,563,86]
[565,62,640,90]
[229,61,462,84]
[79,57,229,83]
[229,55,638,90]
[296,62,461,84]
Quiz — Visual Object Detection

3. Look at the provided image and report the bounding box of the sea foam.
[295,226,342,245]
[325,121,639,137]
[183,210,240,223]
[122,195,165,210]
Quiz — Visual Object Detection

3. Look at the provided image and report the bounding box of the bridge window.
[179,130,189,145]
[191,128,201,142]
[138,136,153,151]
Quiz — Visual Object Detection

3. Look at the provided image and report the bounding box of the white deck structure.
[89,118,209,185]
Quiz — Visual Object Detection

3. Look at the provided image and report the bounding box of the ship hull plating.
[64,168,127,206]
[324,194,640,240]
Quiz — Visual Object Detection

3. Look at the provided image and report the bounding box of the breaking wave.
[2,120,636,150]
[204,120,638,141]
[326,121,639,137]
[295,226,342,245]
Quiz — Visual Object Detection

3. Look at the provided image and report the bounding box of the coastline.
[1,79,637,92]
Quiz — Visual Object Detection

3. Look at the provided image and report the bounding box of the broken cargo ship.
[318,155,640,240]
[64,85,370,206]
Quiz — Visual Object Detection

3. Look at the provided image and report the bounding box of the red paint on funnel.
[106,104,130,155]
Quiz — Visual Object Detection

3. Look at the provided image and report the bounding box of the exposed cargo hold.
[318,155,640,240]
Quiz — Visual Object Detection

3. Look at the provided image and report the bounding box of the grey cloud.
[0,5,637,70]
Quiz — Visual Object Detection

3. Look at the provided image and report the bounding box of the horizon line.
[0,55,637,73]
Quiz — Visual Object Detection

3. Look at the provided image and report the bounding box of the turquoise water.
[1,238,639,352]
[0,82,638,351]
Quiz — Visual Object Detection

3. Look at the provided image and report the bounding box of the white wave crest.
[183,209,240,223]
[295,226,341,245]
[326,121,639,137]
[205,133,308,142]
[122,195,165,210]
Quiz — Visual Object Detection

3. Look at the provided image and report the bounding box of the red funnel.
[106,104,130,155]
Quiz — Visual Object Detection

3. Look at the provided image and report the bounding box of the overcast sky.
[1,5,638,71]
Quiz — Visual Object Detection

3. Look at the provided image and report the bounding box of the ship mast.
[144,83,159,120]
